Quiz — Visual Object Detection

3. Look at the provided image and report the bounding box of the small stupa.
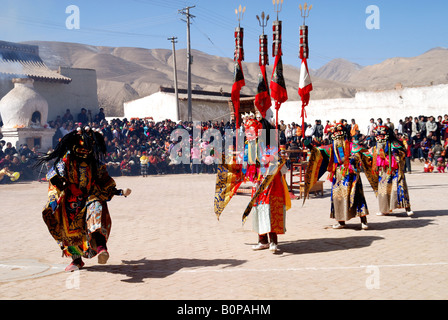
[0,78,55,152]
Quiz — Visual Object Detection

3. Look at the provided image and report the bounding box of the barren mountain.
[347,47,448,90]
[313,58,363,83]
[22,41,448,116]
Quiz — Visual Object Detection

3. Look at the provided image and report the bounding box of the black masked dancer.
[36,126,131,271]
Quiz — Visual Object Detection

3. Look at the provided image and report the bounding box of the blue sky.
[1,0,447,69]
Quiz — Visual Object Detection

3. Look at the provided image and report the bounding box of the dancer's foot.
[65,258,84,272]
[376,212,389,216]
[332,223,346,229]
[97,247,109,265]
[269,242,278,252]
[252,242,269,250]
[406,210,414,217]
[361,223,369,230]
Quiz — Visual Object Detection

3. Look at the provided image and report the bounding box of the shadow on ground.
[278,235,384,256]
[86,258,246,283]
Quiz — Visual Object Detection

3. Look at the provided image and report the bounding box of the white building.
[124,87,238,122]
[0,40,100,151]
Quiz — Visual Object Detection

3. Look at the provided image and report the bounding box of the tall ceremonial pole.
[298,3,313,138]
[231,5,246,132]
[254,11,272,118]
[270,0,288,129]
[231,5,246,153]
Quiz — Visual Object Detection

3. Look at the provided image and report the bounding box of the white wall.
[124,91,231,123]
[122,84,448,132]
[124,91,178,122]
[276,84,448,134]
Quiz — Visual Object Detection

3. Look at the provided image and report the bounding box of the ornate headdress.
[328,122,348,141]
[244,118,262,141]
[373,125,390,143]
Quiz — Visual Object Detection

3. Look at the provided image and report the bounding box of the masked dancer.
[36,126,131,272]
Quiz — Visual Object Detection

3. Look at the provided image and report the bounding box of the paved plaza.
[1,163,448,301]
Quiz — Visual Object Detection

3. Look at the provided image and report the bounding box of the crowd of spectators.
[1,107,448,184]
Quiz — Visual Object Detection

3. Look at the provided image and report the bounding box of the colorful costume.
[214,115,290,252]
[370,126,413,216]
[304,123,370,229]
[37,126,131,271]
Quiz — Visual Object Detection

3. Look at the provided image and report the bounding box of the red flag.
[270,54,288,109]
[254,65,271,118]
[298,58,313,137]
[231,59,245,126]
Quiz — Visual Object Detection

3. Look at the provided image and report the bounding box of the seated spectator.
[3,142,17,157]
[0,154,12,169]
[424,159,434,173]
[432,142,444,164]
[420,137,431,160]
[436,157,446,173]
[18,144,34,159]
[120,155,132,176]
[105,152,121,176]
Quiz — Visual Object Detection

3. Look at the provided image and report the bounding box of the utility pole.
[168,36,179,121]
[179,6,195,122]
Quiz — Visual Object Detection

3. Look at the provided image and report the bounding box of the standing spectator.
[62,109,74,123]
[419,115,427,138]
[140,151,149,177]
[148,151,160,175]
[403,117,412,138]
[190,142,201,174]
[295,125,303,143]
[366,118,377,147]
[426,116,438,140]
[349,119,359,139]
[96,108,106,123]
[77,108,89,126]
[285,124,293,143]
[385,118,395,131]
[401,133,412,173]
[304,124,314,143]
[397,119,403,134]
[442,114,448,143]
[411,117,421,138]
[313,120,324,139]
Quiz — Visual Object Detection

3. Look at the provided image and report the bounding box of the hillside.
[22,41,448,116]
